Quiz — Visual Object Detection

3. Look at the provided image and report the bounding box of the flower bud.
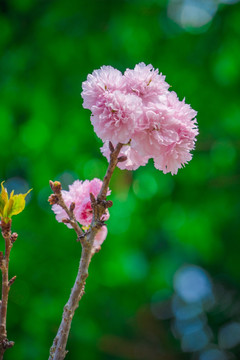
[108,141,115,153]
[118,155,128,163]
[49,180,62,194]
[8,275,17,286]
[90,193,96,204]
[10,232,18,244]
[69,202,75,212]
[48,194,59,205]
[62,218,71,224]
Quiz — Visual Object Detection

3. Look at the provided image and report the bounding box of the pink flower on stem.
[124,62,169,103]
[93,226,108,249]
[52,178,110,247]
[81,66,126,111]
[90,90,143,144]
[82,62,198,175]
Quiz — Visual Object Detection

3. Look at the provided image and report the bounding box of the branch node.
[89,193,96,205]
[62,218,71,224]
[48,194,59,205]
[108,141,115,153]
[103,200,113,208]
[2,338,15,349]
[8,276,16,287]
[49,180,62,194]
[117,155,128,163]
[0,219,12,236]
[96,220,106,229]
[10,232,18,244]
[69,202,75,212]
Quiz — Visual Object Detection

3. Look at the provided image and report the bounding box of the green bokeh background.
[1,0,240,359]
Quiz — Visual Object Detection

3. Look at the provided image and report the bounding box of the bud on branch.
[117,155,128,163]
[108,141,115,153]
[49,181,62,194]
[10,232,18,244]
[69,202,75,212]
[48,194,59,205]
[62,218,71,224]
[8,276,16,287]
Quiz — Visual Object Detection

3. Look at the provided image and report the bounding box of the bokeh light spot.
[181,328,210,352]
[168,0,218,30]
[218,322,240,349]
[57,171,78,190]
[172,295,203,320]
[174,265,213,304]
[5,177,31,204]
[200,348,227,360]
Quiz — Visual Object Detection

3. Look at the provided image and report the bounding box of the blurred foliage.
[0,0,240,359]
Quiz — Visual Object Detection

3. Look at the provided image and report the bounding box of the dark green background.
[1,0,240,359]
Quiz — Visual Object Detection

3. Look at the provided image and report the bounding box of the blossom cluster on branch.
[51,179,109,248]
[0,62,199,360]
[82,62,198,175]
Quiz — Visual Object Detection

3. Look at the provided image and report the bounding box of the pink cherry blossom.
[152,93,198,174]
[52,178,110,232]
[130,103,170,158]
[131,93,198,174]
[124,62,169,103]
[82,63,198,175]
[81,66,126,111]
[93,226,108,249]
[90,90,143,143]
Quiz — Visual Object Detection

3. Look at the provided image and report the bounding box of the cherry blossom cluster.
[81,63,198,175]
[52,178,109,247]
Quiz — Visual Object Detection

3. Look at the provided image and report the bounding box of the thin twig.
[49,182,84,239]
[98,142,123,201]
[48,143,123,360]
[0,220,15,359]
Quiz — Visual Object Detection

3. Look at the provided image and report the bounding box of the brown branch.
[0,220,15,359]
[48,142,123,360]
[98,142,123,201]
[49,181,84,239]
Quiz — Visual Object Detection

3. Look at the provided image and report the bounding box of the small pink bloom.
[164,91,198,124]
[130,103,169,158]
[52,178,110,227]
[90,90,143,143]
[93,226,108,249]
[81,66,126,111]
[77,196,109,227]
[124,62,169,103]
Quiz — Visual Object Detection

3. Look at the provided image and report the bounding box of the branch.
[48,142,123,360]
[48,143,123,360]
[49,181,84,239]
[98,142,123,201]
[0,220,15,359]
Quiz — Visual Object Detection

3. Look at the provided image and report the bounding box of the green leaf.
[9,189,32,217]
[3,197,14,218]
[0,181,8,216]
